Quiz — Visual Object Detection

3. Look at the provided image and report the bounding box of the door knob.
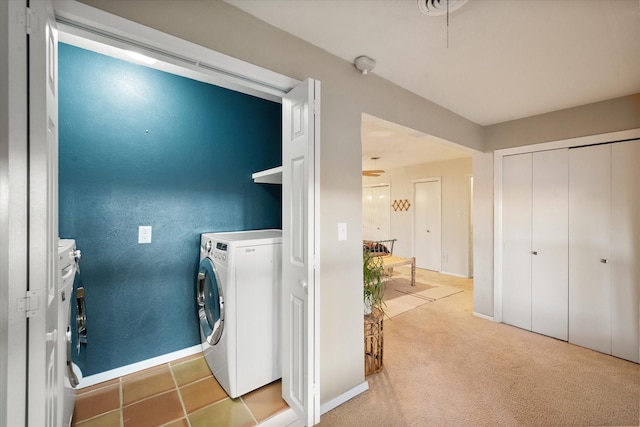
[601,259,608,264]
[532,251,538,255]
[426,230,430,233]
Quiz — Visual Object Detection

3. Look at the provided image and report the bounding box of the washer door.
[197,258,225,346]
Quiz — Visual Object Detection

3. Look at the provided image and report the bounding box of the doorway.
[15,3,320,425]
[361,113,475,277]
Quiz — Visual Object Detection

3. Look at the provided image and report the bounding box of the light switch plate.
[138,226,152,244]
[338,222,347,241]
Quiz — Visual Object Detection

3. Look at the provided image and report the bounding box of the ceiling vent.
[417,0,468,16]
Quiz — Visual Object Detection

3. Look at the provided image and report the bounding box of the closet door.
[502,153,532,330]
[531,149,568,340]
[569,144,611,355]
[611,140,640,363]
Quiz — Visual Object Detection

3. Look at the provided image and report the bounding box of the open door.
[282,78,320,426]
[27,0,59,426]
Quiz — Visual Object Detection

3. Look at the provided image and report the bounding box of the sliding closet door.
[531,149,568,340]
[502,153,532,330]
[569,144,611,355]
[611,140,640,363]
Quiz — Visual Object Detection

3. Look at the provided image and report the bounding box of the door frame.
[493,128,640,323]
[412,177,442,272]
[1,1,30,425]
[23,0,321,424]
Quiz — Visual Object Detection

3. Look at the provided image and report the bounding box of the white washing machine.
[57,239,86,427]
[198,229,282,398]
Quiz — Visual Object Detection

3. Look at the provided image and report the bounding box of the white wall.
[364,157,473,278]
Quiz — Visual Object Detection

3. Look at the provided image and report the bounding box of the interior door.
[610,139,640,363]
[27,0,59,426]
[414,180,441,271]
[531,149,568,340]
[362,185,390,241]
[569,144,611,355]
[501,153,532,331]
[282,78,320,426]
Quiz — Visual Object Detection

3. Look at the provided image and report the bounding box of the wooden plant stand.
[364,308,384,376]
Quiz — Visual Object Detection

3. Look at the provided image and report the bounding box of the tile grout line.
[169,361,193,427]
[239,395,260,426]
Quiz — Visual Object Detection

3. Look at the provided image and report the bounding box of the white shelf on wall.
[252,166,282,184]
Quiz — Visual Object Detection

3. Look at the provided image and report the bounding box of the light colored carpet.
[320,267,640,427]
[382,273,464,318]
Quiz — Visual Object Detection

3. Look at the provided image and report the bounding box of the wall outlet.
[138,226,152,244]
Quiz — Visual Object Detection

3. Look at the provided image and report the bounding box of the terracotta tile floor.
[72,353,288,427]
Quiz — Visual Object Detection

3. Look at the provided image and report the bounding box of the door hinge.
[17,290,40,318]
[18,7,37,35]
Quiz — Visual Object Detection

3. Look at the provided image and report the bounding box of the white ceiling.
[226,0,640,169]
[361,113,473,171]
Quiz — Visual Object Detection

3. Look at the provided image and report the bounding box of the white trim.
[259,408,300,427]
[53,0,299,102]
[440,271,469,278]
[362,182,391,188]
[473,312,496,322]
[77,344,202,388]
[493,128,640,325]
[320,381,369,415]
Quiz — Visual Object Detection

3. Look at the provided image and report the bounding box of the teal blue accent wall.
[58,43,282,375]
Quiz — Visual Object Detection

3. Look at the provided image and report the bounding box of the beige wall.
[78,0,484,404]
[471,152,494,317]
[485,94,640,152]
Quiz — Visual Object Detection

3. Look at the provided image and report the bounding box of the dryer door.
[197,258,225,346]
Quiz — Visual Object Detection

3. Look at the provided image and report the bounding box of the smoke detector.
[354,55,376,75]
[417,0,468,16]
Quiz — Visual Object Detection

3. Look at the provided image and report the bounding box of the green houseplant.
[363,250,386,316]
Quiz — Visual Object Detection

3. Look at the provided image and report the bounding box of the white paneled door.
[569,144,612,356]
[28,0,60,426]
[531,149,568,340]
[501,154,532,331]
[502,149,568,340]
[282,78,320,426]
[362,185,390,241]
[414,180,441,271]
[610,140,640,363]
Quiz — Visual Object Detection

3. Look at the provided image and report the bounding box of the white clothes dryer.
[57,239,85,427]
[198,230,282,398]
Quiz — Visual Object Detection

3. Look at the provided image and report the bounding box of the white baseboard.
[259,408,300,426]
[473,312,496,322]
[440,270,470,278]
[78,344,202,388]
[320,381,369,415]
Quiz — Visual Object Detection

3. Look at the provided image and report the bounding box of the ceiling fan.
[362,157,385,177]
